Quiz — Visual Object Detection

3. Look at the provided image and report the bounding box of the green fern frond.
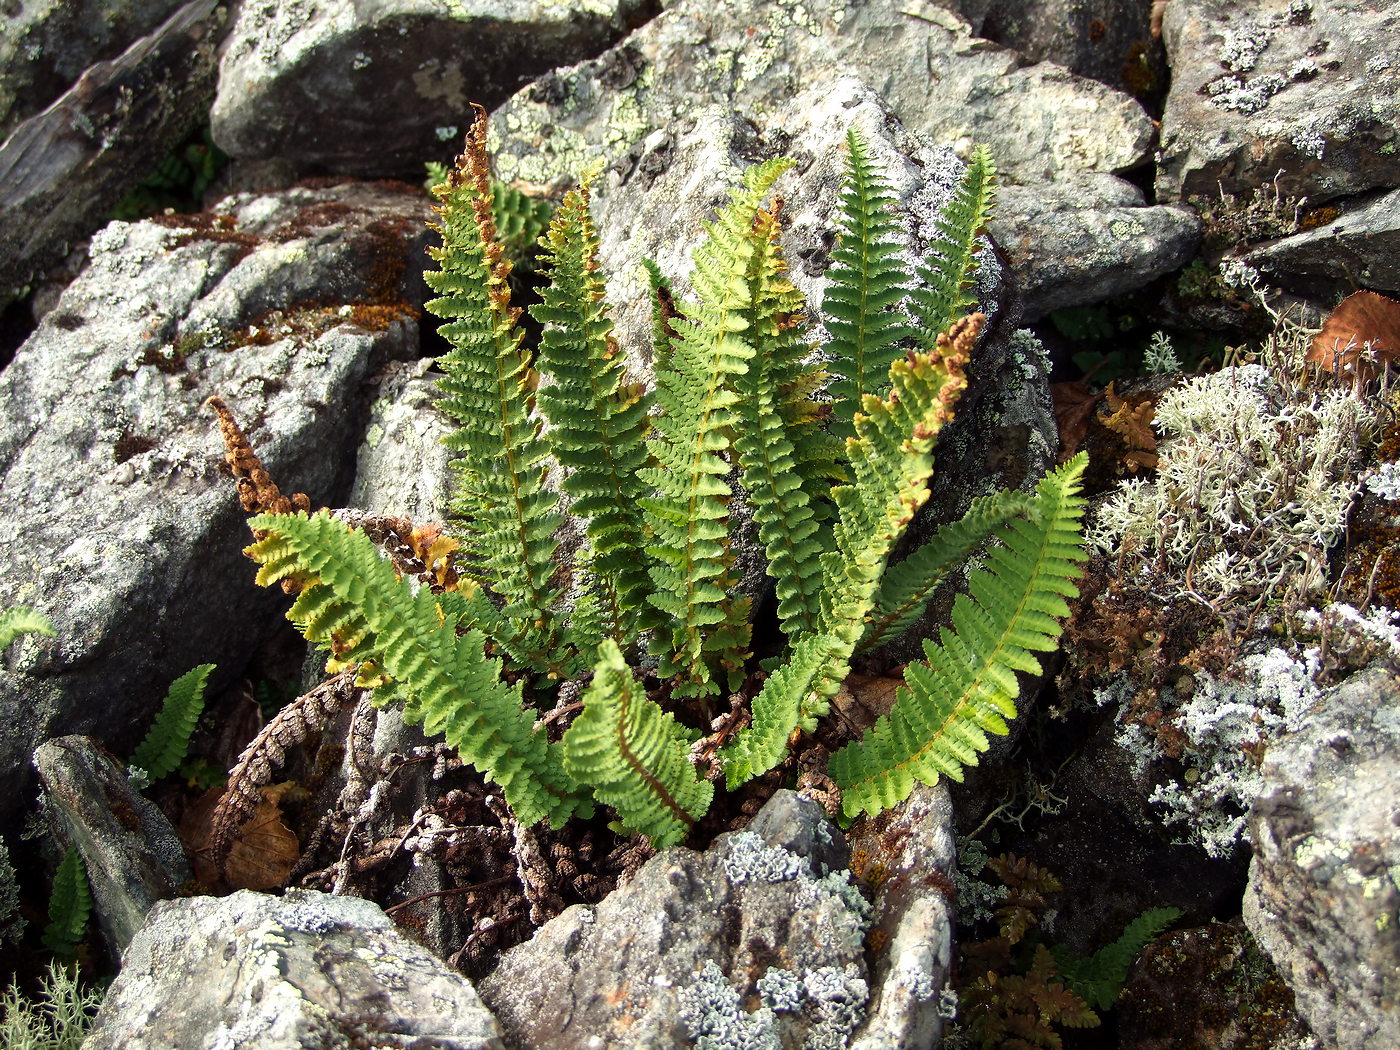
[246,511,589,827]
[41,848,90,958]
[1053,907,1182,1011]
[642,257,682,373]
[0,607,54,652]
[907,146,996,345]
[424,106,565,671]
[129,663,214,782]
[830,453,1087,819]
[825,128,918,441]
[719,632,837,788]
[732,195,828,637]
[859,490,1042,654]
[562,639,713,847]
[639,158,793,697]
[724,317,978,784]
[532,174,654,641]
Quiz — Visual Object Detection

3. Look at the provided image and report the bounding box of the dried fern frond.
[207,671,362,874]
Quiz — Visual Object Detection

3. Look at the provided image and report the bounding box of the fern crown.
[234,111,1086,846]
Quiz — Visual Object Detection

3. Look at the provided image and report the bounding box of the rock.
[1242,185,1400,299]
[0,180,432,830]
[209,0,655,179]
[0,0,189,143]
[479,790,874,1050]
[1117,920,1315,1050]
[33,735,191,956]
[1156,0,1400,205]
[79,888,506,1049]
[0,0,224,305]
[349,356,456,520]
[845,784,958,1050]
[990,175,1201,320]
[1244,663,1400,1049]
[976,0,1169,102]
[489,0,1154,192]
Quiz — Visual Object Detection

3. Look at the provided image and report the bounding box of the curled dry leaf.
[1307,290,1400,377]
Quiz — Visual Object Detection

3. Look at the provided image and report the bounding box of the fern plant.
[128,663,215,783]
[225,108,1086,847]
[0,607,54,653]
[41,848,90,959]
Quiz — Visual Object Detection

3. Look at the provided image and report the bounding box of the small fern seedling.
[128,663,215,783]
[41,848,91,959]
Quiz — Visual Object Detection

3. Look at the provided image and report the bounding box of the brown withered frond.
[205,671,363,878]
[206,396,312,518]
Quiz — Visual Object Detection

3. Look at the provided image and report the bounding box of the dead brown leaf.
[1307,290,1400,377]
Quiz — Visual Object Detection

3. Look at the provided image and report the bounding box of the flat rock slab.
[1156,0,1400,204]
[0,180,431,829]
[34,735,191,956]
[1244,184,1400,298]
[211,0,654,177]
[489,0,1153,192]
[0,0,223,304]
[81,888,506,1049]
[0,0,188,142]
[1245,663,1400,1050]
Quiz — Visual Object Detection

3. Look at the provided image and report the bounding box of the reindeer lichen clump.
[215,105,1086,848]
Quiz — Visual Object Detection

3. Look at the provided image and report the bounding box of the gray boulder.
[489,0,1153,192]
[33,735,191,956]
[990,175,1201,320]
[1245,663,1400,1049]
[1156,0,1400,205]
[0,0,189,143]
[479,790,874,1050]
[0,180,432,829]
[0,0,223,305]
[80,888,506,1049]
[210,0,654,178]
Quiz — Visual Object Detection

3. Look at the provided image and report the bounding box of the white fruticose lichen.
[1103,648,1321,858]
[1142,330,1181,375]
[757,968,805,1013]
[1089,363,1377,605]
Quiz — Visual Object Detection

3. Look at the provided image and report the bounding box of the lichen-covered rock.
[1244,663,1400,1049]
[0,180,432,829]
[845,784,958,1050]
[0,0,223,304]
[1156,0,1400,204]
[489,0,1153,192]
[478,790,874,1050]
[80,888,506,1049]
[33,735,191,956]
[1242,184,1400,299]
[210,0,654,178]
[349,357,456,520]
[990,175,1200,320]
[0,0,189,143]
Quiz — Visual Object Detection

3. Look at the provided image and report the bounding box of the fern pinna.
[224,107,1086,846]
